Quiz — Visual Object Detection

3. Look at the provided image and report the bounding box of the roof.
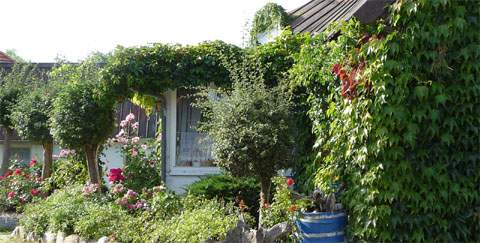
[0,52,15,63]
[288,0,393,34]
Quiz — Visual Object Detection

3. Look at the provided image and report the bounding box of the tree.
[4,49,26,63]
[50,57,115,185]
[0,63,39,174]
[197,56,296,227]
[11,82,57,178]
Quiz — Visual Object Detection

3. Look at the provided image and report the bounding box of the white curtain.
[176,89,214,167]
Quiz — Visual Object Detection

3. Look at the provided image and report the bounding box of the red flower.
[15,168,22,175]
[29,159,37,167]
[7,191,15,199]
[338,70,348,81]
[108,168,125,183]
[331,63,341,75]
[263,202,270,209]
[30,188,40,196]
[4,170,12,177]
[287,178,295,186]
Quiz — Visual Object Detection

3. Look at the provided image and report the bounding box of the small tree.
[50,59,115,185]
[197,57,296,227]
[11,84,56,178]
[0,63,38,174]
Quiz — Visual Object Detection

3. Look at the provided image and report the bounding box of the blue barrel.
[296,211,347,243]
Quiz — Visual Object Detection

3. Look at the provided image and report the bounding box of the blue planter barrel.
[296,211,347,243]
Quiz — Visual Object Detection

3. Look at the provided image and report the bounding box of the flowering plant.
[108,113,162,191]
[0,159,44,212]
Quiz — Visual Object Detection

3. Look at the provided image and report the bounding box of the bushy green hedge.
[20,186,240,242]
[291,0,479,241]
[187,174,260,217]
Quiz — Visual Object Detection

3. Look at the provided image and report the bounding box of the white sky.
[1,0,308,62]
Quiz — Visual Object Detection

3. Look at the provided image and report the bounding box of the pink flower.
[135,200,145,209]
[131,137,140,144]
[141,144,148,150]
[4,171,12,177]
[7,191,15,199]
[131,149,138,157]
[112,184,125,194]
[127,204,135,210]
[117,197,128,206]
[58,149,75,158]
[30,188,40,196]
[108,168,125,183]
[29,159,37,167]
[132,122,139,129]
[120,120,128,128]
[116,129,125,138]
[125,113,135,122]
[15,168,22,175]
[125,189,137,199]
[117,137,128,144]
[287,178,295,186]
[82,183,99,196]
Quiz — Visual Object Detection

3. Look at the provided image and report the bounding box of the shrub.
[187,174,260,218]
[73,203,134,241]
[148,198,238,242]
[0,160,44,212]
[109,113,161,191]
[197,59,297,225]
[20,185,86,235]
[42,149,88,191]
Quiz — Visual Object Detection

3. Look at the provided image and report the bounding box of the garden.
[0,0,479,242]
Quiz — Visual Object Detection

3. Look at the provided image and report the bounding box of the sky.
[1,0,308,62]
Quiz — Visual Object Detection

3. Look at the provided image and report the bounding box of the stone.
[64,234,81,243]
[97,236,109,243]
[57,231,66,243]
[44,231,57,243]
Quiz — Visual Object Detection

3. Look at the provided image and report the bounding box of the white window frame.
[165,89,220,176]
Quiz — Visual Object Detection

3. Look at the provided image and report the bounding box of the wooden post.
[41,141,53,179]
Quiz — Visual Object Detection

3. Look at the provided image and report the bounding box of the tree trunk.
[0,128,13,175]
[258,177,272,228]
[84,144,101,185]
[41,141,53,179]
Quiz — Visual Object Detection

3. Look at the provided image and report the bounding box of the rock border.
[11,226,112,243]
[0,213,20,230]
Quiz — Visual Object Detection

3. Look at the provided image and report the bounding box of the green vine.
[102,41,243,108]
[249,3,289,46]
[291,0,480,241]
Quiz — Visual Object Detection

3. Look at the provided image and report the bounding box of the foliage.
[42,150,89,191]
[0,63,40,129]
[102,41,243,108]
[261,177,308,229]
[20,185,87,235]
[10,85,54,144]
[291,0,480,241]
[73,203,135,241]
[148,198,238,242]
[108,113,162,191]
[50,59,115,150]
[187,174,260,218]
[249,3,290,46]
[0,160,43,212]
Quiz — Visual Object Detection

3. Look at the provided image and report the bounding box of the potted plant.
[295,185,346,243]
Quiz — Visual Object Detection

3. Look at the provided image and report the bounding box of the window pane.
[11,147,31,164]
[176,89,214,167]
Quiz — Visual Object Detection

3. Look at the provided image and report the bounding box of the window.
[175,89,214,167]
[11,147,31,164]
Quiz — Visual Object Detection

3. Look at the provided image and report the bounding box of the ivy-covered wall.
[291,0,479,241]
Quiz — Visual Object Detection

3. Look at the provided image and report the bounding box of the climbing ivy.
[249,3,290,46]
[102,41,242,105]
[291,0,479,241]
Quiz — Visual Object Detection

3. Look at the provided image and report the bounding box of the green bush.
[291,0,480,241]
[42,151,89,191]
[148,198,238,243]
[20,185,85,235]
[187,174,260,218]
[73,203,134,241]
